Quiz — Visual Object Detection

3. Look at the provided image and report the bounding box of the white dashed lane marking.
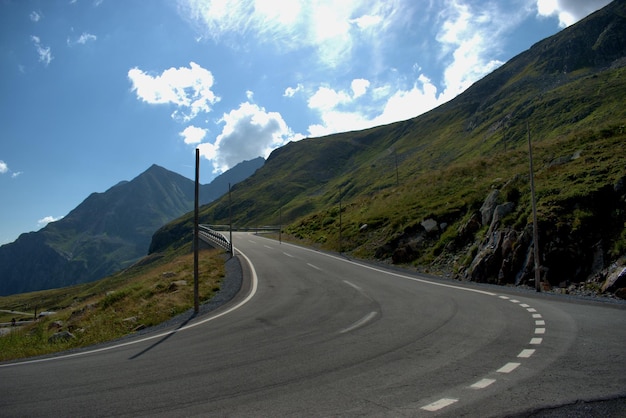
[421,398,458,412]
[419,294,547,413]
[470,378,496,389]
[497,362,521,373]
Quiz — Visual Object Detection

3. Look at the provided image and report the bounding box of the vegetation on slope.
[0,245,224,361]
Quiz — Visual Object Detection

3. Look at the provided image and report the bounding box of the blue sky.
[0,0,612,245]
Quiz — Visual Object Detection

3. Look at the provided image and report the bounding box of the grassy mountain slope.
[152,1,626,291]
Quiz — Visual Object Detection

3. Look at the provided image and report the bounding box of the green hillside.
[151,1,626,292]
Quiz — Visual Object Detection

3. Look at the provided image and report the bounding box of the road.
[1,232,625,417]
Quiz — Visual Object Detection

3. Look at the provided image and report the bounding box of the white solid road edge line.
[0,246,259,369]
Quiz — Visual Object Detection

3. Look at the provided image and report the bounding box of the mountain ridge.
[0,157,264,295]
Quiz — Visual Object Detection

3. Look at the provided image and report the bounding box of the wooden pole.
[229,183,233,258]
[527,124,541,292]
[194,149,200,313]
[338,187,342,254]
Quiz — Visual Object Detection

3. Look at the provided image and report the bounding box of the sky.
[0,0,613,245]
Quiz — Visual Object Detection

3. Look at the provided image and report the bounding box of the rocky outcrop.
[374,172,626,297]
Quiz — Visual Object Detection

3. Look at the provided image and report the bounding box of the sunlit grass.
[0,246,225,361]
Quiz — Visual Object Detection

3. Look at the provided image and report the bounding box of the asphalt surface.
[1,232,625,417]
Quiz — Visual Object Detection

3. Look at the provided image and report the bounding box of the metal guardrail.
[198,225,232,252]
[197,224,282,252]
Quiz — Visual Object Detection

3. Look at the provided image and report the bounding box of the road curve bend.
[1,232,624,417]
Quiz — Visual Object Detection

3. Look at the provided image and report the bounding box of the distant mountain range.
[0,157,264,295]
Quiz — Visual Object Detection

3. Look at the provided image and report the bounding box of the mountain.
[152,1,626,293]
[200,157,265,204]
[0,158,264,296]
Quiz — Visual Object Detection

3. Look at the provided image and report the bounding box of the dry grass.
[0,247,225,361]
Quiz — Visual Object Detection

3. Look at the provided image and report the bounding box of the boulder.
[48,331,75,344]
[602,266,626,293]
[421,218,438,233]
[480,190,500,226]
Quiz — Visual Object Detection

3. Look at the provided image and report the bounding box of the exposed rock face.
[374,171,626,296]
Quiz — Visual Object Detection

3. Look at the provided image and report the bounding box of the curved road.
[1,232,625,417]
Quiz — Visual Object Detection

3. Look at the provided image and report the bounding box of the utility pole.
[394,148,399,187]
[338,186,343,254]
[228,183,233,257]
[527,123,541,292]
[193,149,200,313]
[279,206,282,244]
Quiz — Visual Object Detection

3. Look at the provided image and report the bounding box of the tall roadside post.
[194,148,200,313]
[527,124,541,292]
[229,183,233,258]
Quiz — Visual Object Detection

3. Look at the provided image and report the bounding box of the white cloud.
[38,215,62,227]
[351,79,370,98]
[284,83,303,97]
[67,32,97,46]
[0,160,8,174]
[198,102,301,173]
[434,0,509,99]
[351,14,382,30]
[77,32,97,44]
[178,0,402,67]
[536,0,611,27]
[306,75,445,137]
[179,125,207,144]
[31,35,53,66]
[308,86,352,111]
[128,61,220,122]
[30,11,42,22]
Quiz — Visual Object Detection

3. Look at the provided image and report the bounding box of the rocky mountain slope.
[0,158,263,295]
[151,1,626,296]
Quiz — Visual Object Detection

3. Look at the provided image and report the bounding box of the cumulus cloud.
[31,35,53,66]
[128,61,220,122]
[306,75,443,137]
[536,0,611,27]
[179,125,207,144]
[284,83,304,97]
[198,102,301,173]
[38,215,62,227]
[30,11,42,22]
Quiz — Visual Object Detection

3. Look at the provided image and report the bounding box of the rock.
[480,190,500,226]
[421,218,438,233]
[458,212,481,241]
[614,175,626,195]
[48,331,75,344]
[487,202,515,236]
[168,280,188,292]
[48,320,63,330]
[161,271,177,278]
[602,266,626,293]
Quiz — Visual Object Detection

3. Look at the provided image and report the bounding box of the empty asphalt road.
[1,232,625,416]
